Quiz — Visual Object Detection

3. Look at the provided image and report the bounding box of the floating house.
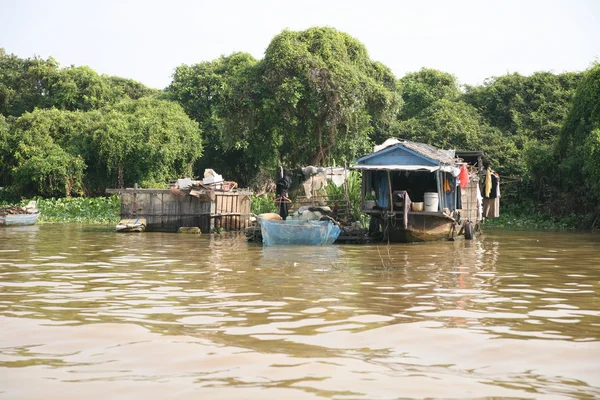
[352,139,482,242]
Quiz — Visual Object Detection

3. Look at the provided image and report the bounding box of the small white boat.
[0,213,40,226]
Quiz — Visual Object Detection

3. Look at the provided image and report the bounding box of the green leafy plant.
[7,196,121,224]
[250,193,277,214]
[325,170,370,227]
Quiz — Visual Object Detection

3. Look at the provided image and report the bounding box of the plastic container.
[424,192,439,212]
[411,202,424,212]
[363,200,376,210]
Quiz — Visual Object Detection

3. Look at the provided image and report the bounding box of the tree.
[90,98,203,190]
[3,109,88,197]
[0,49,59,117]
[0,114,11,187]
[46,66,115,111]
[258,27,401,168]
[168,52,259,183]
[1,49,158,118]
[464,71,583,143]
[106,76,160,100]
[399,68,460,120]
[558,64,600,201]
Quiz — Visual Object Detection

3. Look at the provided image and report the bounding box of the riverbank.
[482,204,598,231]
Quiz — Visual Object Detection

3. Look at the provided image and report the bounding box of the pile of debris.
[0,201,39,216]
[170,169,239,200]
[288,205,335,222]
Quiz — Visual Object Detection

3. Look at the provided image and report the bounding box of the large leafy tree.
[46,66,115,111]
[463,70,587,217]
[398,68,460,120]
[464,71,583,143]
[558,64,600,201]
[90,98,203,190]
[168,52,259,183]
[1,48,158,118]
[1,99,202,196]
[258,27,401,168]
[106,76,160,100]
[2,109,89,197]
[0,49,59,117]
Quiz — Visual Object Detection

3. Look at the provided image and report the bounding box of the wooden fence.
[106,188,252,233]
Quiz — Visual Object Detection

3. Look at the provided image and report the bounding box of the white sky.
[1,0,599,89]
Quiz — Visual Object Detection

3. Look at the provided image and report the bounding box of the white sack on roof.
[373,138,401,153]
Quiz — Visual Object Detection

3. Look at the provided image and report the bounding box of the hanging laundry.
[459,164,470,189]
[495,173,501,198]
[484,169,492,198]
[444,177,451,193]
[489,174,499,199]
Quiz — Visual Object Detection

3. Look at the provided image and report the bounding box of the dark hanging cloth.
[276,175,292,220]
[488,174,498,199]
[456,186,462,209]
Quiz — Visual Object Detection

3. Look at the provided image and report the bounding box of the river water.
[0,225,598,399]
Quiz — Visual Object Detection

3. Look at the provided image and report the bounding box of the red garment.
[459,164,470,189]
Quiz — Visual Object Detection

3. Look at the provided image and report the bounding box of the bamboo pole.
[387,170,393,214]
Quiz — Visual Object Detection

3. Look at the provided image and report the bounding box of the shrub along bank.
[0,196,120,224]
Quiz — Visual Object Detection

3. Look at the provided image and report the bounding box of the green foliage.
[399,68,460,120]
[557,64,600,206]
[259,28,401,169]
[90,98,203,190]
[0,99,202,196]
[250,193,277,215]
[464,72,582,142]
[167,52,259,184]
[0,49,59,116]
[1,196,120,224]
[0,48,159,118]
[483,203,581,231]
[397,99,488,150]
[106,76,160,100]
[1,108,90,196]
[324,170,365,224]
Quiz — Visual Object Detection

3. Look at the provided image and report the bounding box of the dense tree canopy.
[399,68,460,120]
[0,48,159,118]
[558,64,600,198]
[0,101,202,196]
[464,72,582,143]
[168,52,259,183]
[91,98,203,190]
[259,28,401,168]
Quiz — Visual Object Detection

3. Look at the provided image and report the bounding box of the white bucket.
[424,192,439,212]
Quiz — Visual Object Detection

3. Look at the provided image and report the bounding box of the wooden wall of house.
[107,189,252,233]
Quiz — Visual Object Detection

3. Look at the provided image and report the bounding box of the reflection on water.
[1,225,599,399]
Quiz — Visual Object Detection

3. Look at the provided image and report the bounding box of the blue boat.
[0,213,40,226]
[258,217,341,246]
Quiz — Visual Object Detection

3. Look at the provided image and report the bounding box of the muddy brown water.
[0,225,599,399]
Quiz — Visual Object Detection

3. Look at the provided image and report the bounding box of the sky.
[1,0,599,89]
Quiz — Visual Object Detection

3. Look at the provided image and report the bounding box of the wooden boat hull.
[0,213,40,226]
[383,211,460,242]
